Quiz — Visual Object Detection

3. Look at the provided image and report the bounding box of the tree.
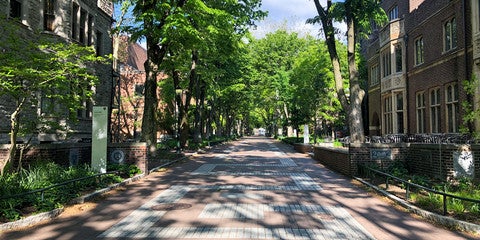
[117,0,265,151]
[290,39,346,140]
[0,18,105,175]
[309,0,386,142]
[248,30,308,136]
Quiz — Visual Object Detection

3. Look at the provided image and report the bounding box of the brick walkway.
[1,137,475,239]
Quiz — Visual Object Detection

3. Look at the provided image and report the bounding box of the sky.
[250,0,321,39]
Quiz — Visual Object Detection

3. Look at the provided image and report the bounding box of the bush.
[0,162,128,222]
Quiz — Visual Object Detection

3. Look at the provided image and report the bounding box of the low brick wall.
[0,142,149,174]
[293,143,313,153]
[407,144,480,180]
[313,143,480,181]
[313,146,350,176]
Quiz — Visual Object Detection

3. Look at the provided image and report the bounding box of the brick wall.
[405,0,471,134]
[313,147,350,176]
[313,143,479,181]
[0,142,148,174]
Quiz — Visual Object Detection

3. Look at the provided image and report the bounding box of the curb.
[0,157,185,232]
[354,177,480,234]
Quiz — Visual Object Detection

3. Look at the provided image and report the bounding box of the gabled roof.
[125,42,147,72]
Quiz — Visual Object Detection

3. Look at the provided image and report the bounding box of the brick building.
[111,36,169,142]
[365,0,473,136]
[0,0,113,143]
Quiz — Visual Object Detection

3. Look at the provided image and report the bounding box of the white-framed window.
[416,92,426,133]
[430,88,441,133]
[370,64,380,86]
[381,49,391,78]
[395,92,404,133]
[415,37,424,65]
[395,44,403,73]
[383,96,393,134]
[445,83,458,132]
[444,17,457,52]
[44,0,55,31]
[388,5,398,21]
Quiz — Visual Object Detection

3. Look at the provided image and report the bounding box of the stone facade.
[0,0,113,143]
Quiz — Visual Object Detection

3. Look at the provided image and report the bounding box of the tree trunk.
[345,2,365,142]
[1,97,25,175]
[313,0,365,143]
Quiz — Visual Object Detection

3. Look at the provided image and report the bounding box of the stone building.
[364,0,472,135]
[0,0,113,143]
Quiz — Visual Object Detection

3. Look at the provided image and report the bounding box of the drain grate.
[151,203,192,211]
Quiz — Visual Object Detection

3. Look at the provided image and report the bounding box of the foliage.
[0,162,127,222]
[114,0,266,149]
[308,0,387,142]
[0,17,107,175]
[107,164,141,178]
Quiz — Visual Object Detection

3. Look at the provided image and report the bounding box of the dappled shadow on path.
[1,136,475,240]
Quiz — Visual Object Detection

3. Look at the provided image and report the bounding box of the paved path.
[1,137,476,239]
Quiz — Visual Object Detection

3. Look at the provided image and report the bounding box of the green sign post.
[91,106,108,173]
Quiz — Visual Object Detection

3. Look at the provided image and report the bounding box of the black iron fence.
[0,171,119,202]
[359,165,480,215]
[341,134,477,144]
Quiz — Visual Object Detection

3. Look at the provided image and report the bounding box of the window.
[445,84,458,132]
[430,88,441,133]
[96,31,103,56]
[395,92,404,133]
[79,10,87,44]
[415,37,424,65]
[72,3,79,40]
[370,64,380,86]
[87,15,93,45]
[77,88,93,119]
[388,5,398,21]
[383,96,393,134]
[134,84,144,96]
[40,92,54,115]
[395,44,402,72]
[444,17,457,51]
[44,0,55,31]
[381,49,391,77]
[416,92,426,133]
[10,0,22,19]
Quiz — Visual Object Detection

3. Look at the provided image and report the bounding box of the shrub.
[0,162,129,222]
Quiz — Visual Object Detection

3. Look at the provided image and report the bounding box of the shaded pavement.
[1,137,476,239]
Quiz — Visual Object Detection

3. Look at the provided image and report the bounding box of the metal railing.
[359,165,480,215]
[0,171,119,202]
[340,134,478,144]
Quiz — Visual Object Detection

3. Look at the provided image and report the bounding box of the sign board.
[303,124,309,144]
[453,150,474,178]
[370,149,392,160]
[91,106,108,173]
